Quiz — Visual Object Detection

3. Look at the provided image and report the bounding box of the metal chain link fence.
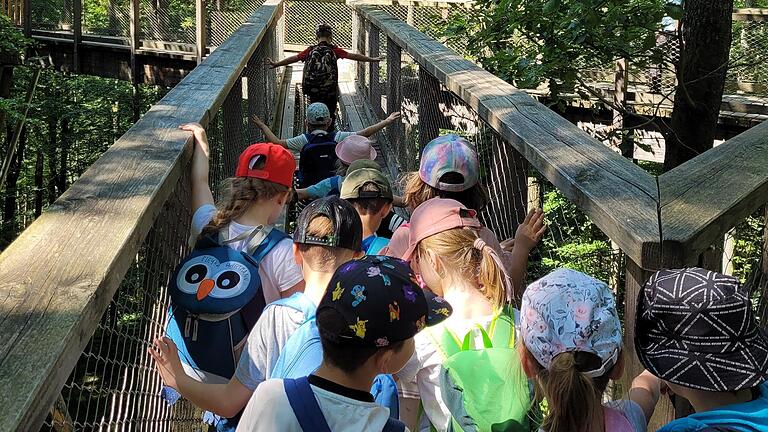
[39,15,281,432]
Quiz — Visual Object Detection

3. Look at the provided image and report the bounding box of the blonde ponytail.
[521,345,612,432]
[416,228,507,310]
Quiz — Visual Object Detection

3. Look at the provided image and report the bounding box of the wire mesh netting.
[82,0,131,37]
[208,0,267,46]
[140,0,195,44]
[40,20,280,432]
[31,0,73,31]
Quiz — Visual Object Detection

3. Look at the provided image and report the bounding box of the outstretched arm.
[504,208,547,301]
[356,111,401,138]
[251,115,287,146]
[148,337,253,418]
[346,52,385,63]
[629,370,662,424]
[266,55,301,68]
[180,123,214,210]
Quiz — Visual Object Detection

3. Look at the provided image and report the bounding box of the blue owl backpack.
[165,225,288,384]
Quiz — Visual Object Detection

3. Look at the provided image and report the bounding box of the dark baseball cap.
[317,255,452,348]
[340,160,393,200]
[293,196,363,251]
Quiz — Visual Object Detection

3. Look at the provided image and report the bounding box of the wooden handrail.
[358,5,663,267]
[0,1,282,430]
[733,8,768,21]
[357,5,768,271]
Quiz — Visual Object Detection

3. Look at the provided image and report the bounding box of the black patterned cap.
[317,256,452,348]
[293,196,362,252]
[635,267,768,391]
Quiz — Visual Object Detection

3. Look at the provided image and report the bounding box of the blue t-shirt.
[305,175,343,199]
[362,235,390,255]
[658,382,768,432]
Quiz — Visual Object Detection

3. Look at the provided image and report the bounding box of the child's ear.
[609,351,625,380]
[293,244,303,266]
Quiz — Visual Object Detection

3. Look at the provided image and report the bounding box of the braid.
[201,177,288,238]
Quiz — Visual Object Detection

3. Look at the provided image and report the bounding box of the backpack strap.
[382,417,406,432]
[328,175,341,196]
[283,377,332,432]
[247,226,288,260]
[489,306,516,349]
[428,325,463,360]
[366,236,390,255]
[271,292,317,320]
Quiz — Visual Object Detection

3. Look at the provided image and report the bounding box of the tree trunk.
[2,126,26,246]
[663,0,734,171]
[58,118,69,194]
[47,115,59,202]
[0,66,14,138]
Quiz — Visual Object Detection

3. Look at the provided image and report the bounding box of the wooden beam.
[195,0,207,64]
[0,2,283,430]
[22,0,31,37]
[385,36,402,162]
[659,120,768,266]
[732,8,768,21]
[73,0,82,73]
[367,20,382,118]
[360,6,662,267]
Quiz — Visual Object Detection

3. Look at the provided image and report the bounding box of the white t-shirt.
[234,300,306,390]
[190,204,303,304]
[285,130,356,152]
[396,313,499,431]
[236,376,407,432]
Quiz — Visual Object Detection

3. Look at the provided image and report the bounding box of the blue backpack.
[270,293,401,418]
[284,377,406,432]
[326,175,342,197]
[298,131,338,188]
[165,225,288,383]
[362,235,390,255]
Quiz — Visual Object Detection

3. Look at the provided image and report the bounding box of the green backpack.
[430,307,534,432]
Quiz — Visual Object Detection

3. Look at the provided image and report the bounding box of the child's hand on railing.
[386,111,402,123]
[265,58,278,68]
[251,114,265,127]
[179,123,209,156]
[148,336,184,390]
[513,208,547,252]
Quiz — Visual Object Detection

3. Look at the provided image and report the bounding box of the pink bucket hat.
[335,135,377,164]
[419,134,480,192]
[521,268,622,378]
[402,198,481,261]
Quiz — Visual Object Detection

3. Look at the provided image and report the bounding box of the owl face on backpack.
[172,249,257,314]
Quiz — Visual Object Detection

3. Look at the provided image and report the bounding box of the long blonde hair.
[416,227,506,310]
[201,177,288,237]
[521,344,614,432]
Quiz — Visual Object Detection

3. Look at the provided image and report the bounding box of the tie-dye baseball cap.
[418,134,480,192]
[316,255,452,348]
[520,268,623,378]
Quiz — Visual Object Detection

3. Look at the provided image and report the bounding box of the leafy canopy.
[439,0,670,95]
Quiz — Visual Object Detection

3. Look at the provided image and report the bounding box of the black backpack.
[302,43,339,97]
[297,131,338,188]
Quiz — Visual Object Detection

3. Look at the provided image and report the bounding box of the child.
[267,23,384,123]
[236,255,453,432]
[341,159,395,254]
[634,267,768,431]
[183,122,304,306]
[519,268,660,432]
[395,198,546,431]
[149,196,364,430]
[296,134,377,200]
[384,134,542,301]
[251,103,400,188]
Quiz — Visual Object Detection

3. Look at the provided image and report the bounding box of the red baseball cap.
[235,143,296,187]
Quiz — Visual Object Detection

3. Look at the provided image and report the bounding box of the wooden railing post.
[417,69,451,150]
[129,0,141,121]
[367,21,382,118]
[386,37,402,156]
[73,0,82,73]
[23,0,31,37]
[356,14,367,89]
[195,0,207,63]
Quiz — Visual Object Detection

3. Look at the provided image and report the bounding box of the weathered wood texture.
[659,119,768,266]
[360,6,661,266]
[0,2,282,430]
[196,0,207,63]
[367,21,383,118]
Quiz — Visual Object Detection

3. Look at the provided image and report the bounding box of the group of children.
[147,23,768,432]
